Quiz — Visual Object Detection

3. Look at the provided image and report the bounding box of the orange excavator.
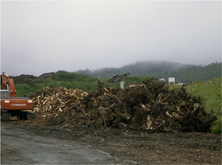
[1,72,36,121]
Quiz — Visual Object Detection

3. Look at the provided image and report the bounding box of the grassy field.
[185,78,221,114]
[185,78,221,133]
[166,78,221,133]
[167,78,221,113]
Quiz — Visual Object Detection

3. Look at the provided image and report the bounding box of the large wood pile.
[31,79,216,132]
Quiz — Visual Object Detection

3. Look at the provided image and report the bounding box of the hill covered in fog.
[9,61,221,84]
[76,61,221,83]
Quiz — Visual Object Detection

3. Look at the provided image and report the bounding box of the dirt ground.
[4,118,222,165]
[1,122,127,164]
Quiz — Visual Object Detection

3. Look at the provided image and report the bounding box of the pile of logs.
[31,78,216,132]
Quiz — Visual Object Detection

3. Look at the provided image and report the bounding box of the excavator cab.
[1,90,10,99]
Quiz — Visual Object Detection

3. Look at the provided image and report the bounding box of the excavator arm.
[1,73,17,97]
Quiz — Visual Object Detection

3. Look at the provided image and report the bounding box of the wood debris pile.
[32,87,88,125]
[31,79,216,132]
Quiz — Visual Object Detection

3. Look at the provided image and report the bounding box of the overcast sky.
[1,1,221,76]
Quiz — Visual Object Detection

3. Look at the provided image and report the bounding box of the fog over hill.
[76,60,195,77]
[76,60,221,83]
[9,60,221,84]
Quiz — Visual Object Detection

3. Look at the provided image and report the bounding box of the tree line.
[76,61,221,83]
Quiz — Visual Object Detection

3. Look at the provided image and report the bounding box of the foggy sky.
[1,1,221,76]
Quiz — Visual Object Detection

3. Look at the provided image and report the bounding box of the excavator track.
[1,111,36,121]
[1,112,12,121]
[17,112,36,120]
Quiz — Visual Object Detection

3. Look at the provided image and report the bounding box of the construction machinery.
[1,72,36,121]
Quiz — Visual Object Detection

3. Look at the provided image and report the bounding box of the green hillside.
[76,61,221,83]
[10,61,221,97]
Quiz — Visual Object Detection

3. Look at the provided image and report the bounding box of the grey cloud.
[1,1,221,76]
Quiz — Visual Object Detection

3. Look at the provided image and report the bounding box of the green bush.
[55,70,97,82]
[15,83,34,97]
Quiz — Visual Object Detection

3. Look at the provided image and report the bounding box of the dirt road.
[1,120,221,164]
[1,122,135,164]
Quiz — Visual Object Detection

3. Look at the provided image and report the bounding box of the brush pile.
[31,78,216,132]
